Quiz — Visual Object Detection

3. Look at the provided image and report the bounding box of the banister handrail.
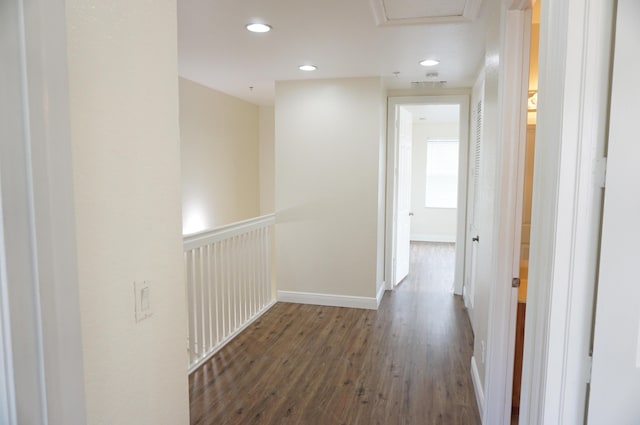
[183,213,275,251]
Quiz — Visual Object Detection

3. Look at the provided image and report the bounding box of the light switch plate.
[134,280,153,322]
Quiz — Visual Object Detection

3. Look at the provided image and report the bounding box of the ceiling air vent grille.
[410,81,447,88]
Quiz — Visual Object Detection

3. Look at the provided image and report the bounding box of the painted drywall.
[275,78,386,303]
[65,1,189,424]
[376,84,388,299]
[179,77,260,234]
[410,121,459,242]
[259,106,275,214]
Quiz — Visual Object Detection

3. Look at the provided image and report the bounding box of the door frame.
[586,0,640,419]
[1,0,87,423]
[483,0,614,422]
[385,95,470,294]
[509,0,614,424]
[481,4,531,424]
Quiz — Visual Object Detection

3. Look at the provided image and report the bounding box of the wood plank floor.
[189,242,480,425]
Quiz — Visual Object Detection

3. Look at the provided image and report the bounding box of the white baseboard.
[376,283,386,307]
[410,233,456,243]
[471,356,484,421]
[277,290,378,310]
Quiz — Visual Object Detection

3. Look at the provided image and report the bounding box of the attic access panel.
[371,0,483,26]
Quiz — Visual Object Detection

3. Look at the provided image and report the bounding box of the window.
[425,139,459,208]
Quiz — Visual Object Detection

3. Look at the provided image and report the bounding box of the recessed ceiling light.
[246,23,272,33]
[299,65,317,71]
[420,59,440,67]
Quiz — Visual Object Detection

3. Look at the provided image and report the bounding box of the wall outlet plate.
[134,280,153,322]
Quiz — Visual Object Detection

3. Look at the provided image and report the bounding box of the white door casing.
[481,5,531,424]
[587,0,640,422]
[394,107,413,285]
[1,0,87,423]
[518,0,614,423]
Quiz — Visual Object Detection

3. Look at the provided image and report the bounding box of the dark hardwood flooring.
[189,242,480,425]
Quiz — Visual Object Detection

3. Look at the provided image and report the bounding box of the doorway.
[385,96,470,295]
[511,2,539,421]
[406,104,460,244]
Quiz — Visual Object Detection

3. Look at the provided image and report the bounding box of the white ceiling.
[177,0,488,106]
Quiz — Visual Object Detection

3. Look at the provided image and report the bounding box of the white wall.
[376,85,388,298]
[259,106,275,214]
[65,1,189,424]
[275,78,386,306]
[410,121,459,242]
[179,77,260,233]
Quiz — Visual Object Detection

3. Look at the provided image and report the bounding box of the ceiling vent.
[411,81,448,88]
[370,0,483,26]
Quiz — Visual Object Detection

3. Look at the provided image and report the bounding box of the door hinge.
[512,277,521,288]
[586,355,593,383]
[595,157,607,188]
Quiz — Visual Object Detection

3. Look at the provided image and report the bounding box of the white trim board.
[482,5,531,425]
[410,234,456,243]
[471,356,485,420]
[376,283,386,308]
[518,0,614,424]
[1,0,87,423]
[277,290,379,310]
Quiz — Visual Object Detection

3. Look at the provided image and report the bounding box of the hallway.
[189,242,480,425]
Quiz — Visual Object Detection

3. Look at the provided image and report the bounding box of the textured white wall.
[275,78,386,301]
[179,78,260,233]
[259,106,275,215]
[376,85,388,296]
[65,1,189,424]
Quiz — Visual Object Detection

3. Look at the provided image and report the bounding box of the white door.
[394,107,412,285]
[587,0,640,422]
[463,97,482,316]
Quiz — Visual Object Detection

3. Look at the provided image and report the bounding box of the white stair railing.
[183,214,275,373]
